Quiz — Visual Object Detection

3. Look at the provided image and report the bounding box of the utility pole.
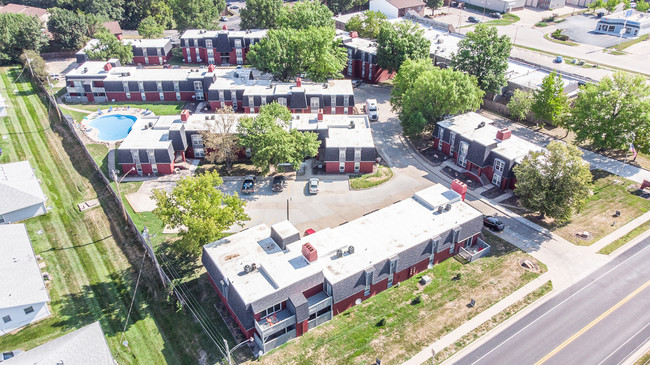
[224,339,232,365]
[113,167,135,221]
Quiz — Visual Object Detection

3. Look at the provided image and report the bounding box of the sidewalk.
[589,211,650,253]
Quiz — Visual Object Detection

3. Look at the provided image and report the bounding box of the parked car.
[597,11,605,18]
[483,216,505,231]
[352,79,363,88]
[48,73,59,81]
[2,350,23,361]
[554,55,563,63]
[241,175,257,194]
[220,16,228,21]
[308,178,319,194]
[468,16,480,23]
[489,12,502,18]
[304,228,316,236]
[231,5,239,9]
[272,176,285,192]
[365,99,378,121]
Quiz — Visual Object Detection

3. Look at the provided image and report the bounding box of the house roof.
[0,161,47,216]
[0,224,50,309]
[5,322,114,364]
[386,0,425,9]
[203,184,482,304]
[0,3,48,18]
[102,21,122,35]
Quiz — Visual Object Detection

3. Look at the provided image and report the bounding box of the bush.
[552,29,569,41]
[536,22,548,27]
[542,13,559,22]
[376,318,386,327]
[411,295,422,305]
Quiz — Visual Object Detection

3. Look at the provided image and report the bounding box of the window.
[261,96,267,105]
[194,148,205,158]
[277,97,287,107]
[339,162,345,172]
[206,39,213,48]
[388,259,397,288]
[248,96,255,107]
[157,82,163,92]
[354,162,360,172]
[219,90,225,101]
[126,92,131,100]
[122,82,129,92]
[235,39,242,48]
[236,48,243,56]
[459,141,469,156]
[194,81,203,90]
[2,315,11,323]
[173,81,179,92]
[260,303,282,318]
[176,92,181,101]
[159,92,164,101]
[494,158,505,174]
[354,148,361,161]
[437,127,444,151]
[141,92,146,101]
[343,95,350,107]
[331,95,336,107]
[138,81,144,92]
[324,281,332,296]
[449,132,457,154]
[492,173,502,187]
[364,272,372,296]
[310,97,319,111]
[24,306,35,314]
[191,134,203,146]
[148,151,156,164]
[339,148,346,161]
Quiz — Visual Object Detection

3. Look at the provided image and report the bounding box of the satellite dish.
[355,298,362,305]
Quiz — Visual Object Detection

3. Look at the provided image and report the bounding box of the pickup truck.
[241,175,256,194]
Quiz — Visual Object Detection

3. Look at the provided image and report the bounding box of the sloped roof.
[102,21,122,35]
[0,224,49,309]
[0,3,48,18]
[386,0,425,9]
[5,322,114,364]
[0,161,47,215]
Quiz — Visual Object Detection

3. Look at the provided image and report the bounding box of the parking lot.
[559,13,623,48]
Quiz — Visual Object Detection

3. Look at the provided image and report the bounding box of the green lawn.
[350,165,393,190]
[67,102,185,116]
[543,33,579,46]
[482,13,520,26]
[598,219,650,255]
[607,33,649,51]
[86,143,111,177]
[0,67,229,364]
[253,232,546,364]
[59,106,90,123]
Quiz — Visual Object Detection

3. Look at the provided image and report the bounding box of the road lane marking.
[535,279,650,365]
[469,243,650,365]
[598,321,650,365]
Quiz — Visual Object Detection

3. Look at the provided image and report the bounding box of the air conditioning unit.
[437,206,444,213]
[244,264,252,273]
[445,203,452,211]
[347,245,355,254]
[336,249,343,258]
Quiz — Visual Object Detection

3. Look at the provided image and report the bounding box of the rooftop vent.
[444,203,452,211]
[347,245,355,254]
[349,121,355,129]
[336,249,343,258]
[83,67,88,73]
[496,128,511,141]
[243,263,257,274]
[437,205,444,214]
[302,242,318,263]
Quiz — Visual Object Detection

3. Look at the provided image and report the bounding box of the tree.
[240,0,283,29]
[20,50,49,85]
[171,0,226,31]
[344,10,387,39]
[425,0,444,12]
[637,0,650,12]
[247,26,346,82]
[390,58,435,112]
[324,0,368,15]
[276,0,335,30]
[395,67,484,137]
[80,0,125,21]
[605,0,619,12]
[507,89,534,121]
[138,16,165,38]
[514,141,592,223]
[152,170,249,253]
[86,28,134,64]
[588,0,605,11]
[238,103,321,172]
[200,106,240,172]
[567,72,650,153]
[47,8,94,51]
[149,0,175,29]
[531,71,570,126]
[376,22,431,73]
[450,24,512,94]
[0,13,48,64]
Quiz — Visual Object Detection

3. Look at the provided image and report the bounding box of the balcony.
[458,238,491,263]
[307,291,331,315]
[255,308,295,338]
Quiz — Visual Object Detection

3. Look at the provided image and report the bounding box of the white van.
[366,99,378,121]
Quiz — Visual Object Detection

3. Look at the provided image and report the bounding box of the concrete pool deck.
[79,108,155,144]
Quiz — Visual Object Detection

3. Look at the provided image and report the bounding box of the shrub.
[376,318,386,327]
[411,295,422,305]
[552,29,569,41]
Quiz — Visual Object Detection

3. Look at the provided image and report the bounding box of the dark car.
[489,12,502,18]
[483,216,505,231]
[468,16,480,23]
[231,5,239,9]
[272,176,285,192]
[2,350,23,361]
[241,175,257,194]
[597,11,605,18]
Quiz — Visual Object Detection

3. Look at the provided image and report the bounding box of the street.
[449,237,650,365]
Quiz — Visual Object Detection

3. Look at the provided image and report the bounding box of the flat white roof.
[203,184,482,304]
[0,160,47,215]
[0,224,50,309]
[289,114,370,132]
[601,10,650,23]
[438,112,543,162]
[122,38,172,48]
[326,127,374,148]
[118,128,171,150]
[181,28,268,39]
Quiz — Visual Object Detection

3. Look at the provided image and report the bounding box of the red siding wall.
[207,275,255,338]
[156,163,175,174]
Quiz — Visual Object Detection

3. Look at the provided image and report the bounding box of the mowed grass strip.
[0,67,223,364]
[252,233,545,365]
[68,102,185,116]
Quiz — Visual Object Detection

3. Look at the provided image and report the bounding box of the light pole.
[224,337,253,365]
[113,167,135,221]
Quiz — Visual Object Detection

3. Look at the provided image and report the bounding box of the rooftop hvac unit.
[437,38,444,44]
[251,263,257,271]
[244,264,251,273]
[444,203,452,211]
[205,115,210,120]
[336,249,344,258]
[148,121,153,128]
[347,245,355,254]
[437,205,444,213]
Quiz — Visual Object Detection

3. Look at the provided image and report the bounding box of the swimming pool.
[88,114,137,141]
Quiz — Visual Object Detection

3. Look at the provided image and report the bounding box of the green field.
[66,102,185,116]
[0,67,230,364]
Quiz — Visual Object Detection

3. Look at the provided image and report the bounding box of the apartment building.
[180,28,267,65]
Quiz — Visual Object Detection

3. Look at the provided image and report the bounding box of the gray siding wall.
[1,203,47,224]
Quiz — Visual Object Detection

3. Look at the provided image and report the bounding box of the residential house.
[202,183,486,353]
[433,112,543,190]
[102,21,123,40]
[0,224,50,336]
[180,27,267,65]
[5,321,114,364]
[76,39,174,65]
[0,3,49,24]
[0,161,47,224]
[369,0,426,18]
[333,11,365,30]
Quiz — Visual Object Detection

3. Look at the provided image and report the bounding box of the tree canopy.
[391,61,484,136]
[566,72,650,153]
[424,0,444,11]
[376,22,431,73]
[324,0,368,16]
[47,8,104,51]
[277,0,335,30]
[514,141,592,223]
[200,106,240,172]
[152,170,249,253]
[344,10,387,39]
[390,58,435,112]
[531,71,570,126]
[247,26,346,82]
[170,0,226,31]
[507,89,533,121]
[450,24,512,94]
[86,28,134,65]
[238,103,321,172]
[0,13,48,64]
[637,0,650,12]
[240,0,283,30]
[138,16,165,38]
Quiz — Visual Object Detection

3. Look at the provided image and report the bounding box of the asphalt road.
[452,236,650,365]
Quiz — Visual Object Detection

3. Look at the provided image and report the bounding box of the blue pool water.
[88,114,137,141]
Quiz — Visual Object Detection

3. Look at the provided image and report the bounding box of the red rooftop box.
[451,179,467,201]
[302,242,318,263]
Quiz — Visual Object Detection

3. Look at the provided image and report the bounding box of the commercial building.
[180,27,267,65]
[4,321,114,364]
[0,224,50,336]
[595,10,650,38]
[369,0,426,18]
[459,0,525,12]
[433,112,543,190]
[202,183,486,353]
[76,38,174,65]
[0,161,47,224]
[116,111,375,176]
